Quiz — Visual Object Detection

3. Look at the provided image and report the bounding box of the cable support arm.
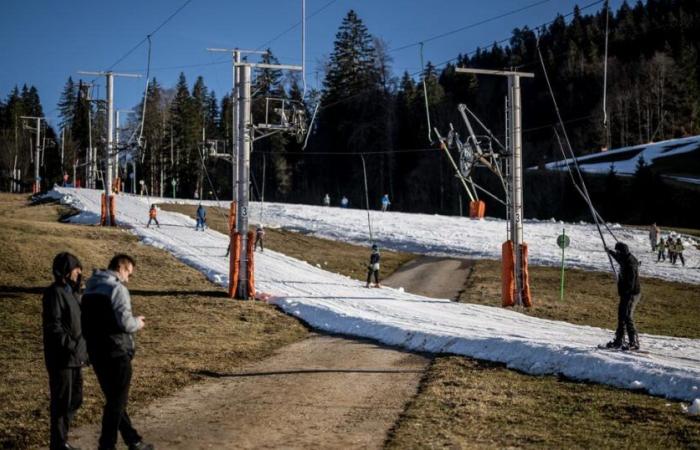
[434,127,476,202]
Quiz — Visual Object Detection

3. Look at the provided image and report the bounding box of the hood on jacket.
[52,252,82,283]
[614,242,630,255]
[85,269,120,290]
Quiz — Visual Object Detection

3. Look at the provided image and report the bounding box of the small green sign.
[557,234,570,249]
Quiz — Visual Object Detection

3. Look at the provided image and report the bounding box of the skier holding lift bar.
[604,242,642,351]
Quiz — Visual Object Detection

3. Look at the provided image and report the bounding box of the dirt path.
[383,256,473,300]
[70,334,428,449]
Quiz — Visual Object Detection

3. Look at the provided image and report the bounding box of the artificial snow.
[158,196,700,285]
[47,187,700,402]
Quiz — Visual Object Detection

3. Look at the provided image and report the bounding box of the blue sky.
[1,0,623,128]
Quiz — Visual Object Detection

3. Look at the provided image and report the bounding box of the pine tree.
[57,77,77,129]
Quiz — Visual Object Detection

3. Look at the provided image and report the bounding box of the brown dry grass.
[159,204,415,282]
[458,259,700,339]
[387,259,700,449]
[387,356,700,449]
[0,194,308,449]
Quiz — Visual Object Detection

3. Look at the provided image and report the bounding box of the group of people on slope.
[146,203,207,231]
[323,193,391,211]
[43,252,152,450]
[649,223,686,266]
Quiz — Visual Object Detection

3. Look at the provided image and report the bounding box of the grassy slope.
[387,260,700,449]
[0,194,308,449]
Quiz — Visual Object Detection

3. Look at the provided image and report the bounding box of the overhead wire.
[420,43,434,144]
[390,0,551,53]
[360,154,374,244]
[310,0,606,118]
[536,34,618,277]
[552,128,618,241]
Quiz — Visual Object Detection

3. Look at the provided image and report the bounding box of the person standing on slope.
[323,193,331,207]
[254,224,265,252]
[81,254,153,450]
[380,194,391,212]
[146,204,160,228]
[656,236,666,262]
[42,252,87,450]
[675,237,685,267]
[666,236,675,263]
[604,242,642,350]
[648,223,659,251]
[365,244,381,288]
[196,204,207,231]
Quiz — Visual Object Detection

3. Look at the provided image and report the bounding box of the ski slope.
[49,187,700,403]
[164,198,700,285]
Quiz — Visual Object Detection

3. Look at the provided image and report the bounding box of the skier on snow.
[146,204,160,228]
[675,237,685,267]
[365,244,381,288]
[666,236,675,263]
[340,196,349,208]
[380,194,391,212]
[255,224,265,252]
[196,204,207,231]
[648,223,659,251]
[604,242,642,350]
[656,236,666,262]
[323,193,331,207]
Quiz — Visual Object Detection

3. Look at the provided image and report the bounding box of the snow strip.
[47,187,700,402]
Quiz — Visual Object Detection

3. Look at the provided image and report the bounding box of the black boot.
[605,340,623,349]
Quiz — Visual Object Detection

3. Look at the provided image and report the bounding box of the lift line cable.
[552,128,618,243]
[197,145,230,224]
[602,0,610,149]
[537,37,618,277]
[255,0,340,51]
[302,1,604,119]
[390,0,550,53]
[420,43,434,144]
[360,154,374,244]
[105,0,194,73]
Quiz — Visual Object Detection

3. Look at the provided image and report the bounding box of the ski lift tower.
[20,116,45,194]
[207,48,306,300]
[77,71,141,225]
[232,59,304,300]
[456,67,534,307]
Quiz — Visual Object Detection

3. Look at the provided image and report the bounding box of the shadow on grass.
[129,289,229,298]
[194,368,424,378]
[0,285,45,296]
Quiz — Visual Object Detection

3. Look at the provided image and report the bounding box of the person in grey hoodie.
[81,254,153,450]
[43,252,87,450]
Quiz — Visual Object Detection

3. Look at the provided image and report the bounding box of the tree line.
[1,1,698,226]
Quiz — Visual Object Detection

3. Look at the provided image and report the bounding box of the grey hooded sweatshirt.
[81,270,141,360]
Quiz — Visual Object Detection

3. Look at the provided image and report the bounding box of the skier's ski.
[596,344,650,355]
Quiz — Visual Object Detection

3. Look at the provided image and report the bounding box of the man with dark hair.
[82,254,153,450]
[605,242,642,350]
[43,252,87,450]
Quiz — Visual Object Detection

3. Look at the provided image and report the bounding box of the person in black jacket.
[605,242,642,350]
[81,254,153,450]
[42,252,87,450]
[365,244,381,288]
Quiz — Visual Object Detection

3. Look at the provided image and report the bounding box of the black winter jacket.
[608,247,641,297]
[42,283,88,369]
